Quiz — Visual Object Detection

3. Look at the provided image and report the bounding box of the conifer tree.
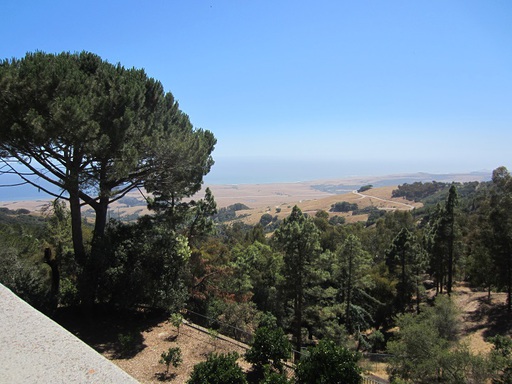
[0,51,215,310]
[275,206,321,355]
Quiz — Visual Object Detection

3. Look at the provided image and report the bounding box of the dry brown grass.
[0,182,420,227]
[233,185,421,226]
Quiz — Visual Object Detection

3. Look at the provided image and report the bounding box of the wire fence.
[182,307,389,383]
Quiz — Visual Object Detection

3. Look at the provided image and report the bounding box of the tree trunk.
[447,220,454,296]
[345,243,353,333]
[78,196,110,314]
[294,274,303,361]
[69,194,86,266]
[44,247,60,311]
[508,253,512,312]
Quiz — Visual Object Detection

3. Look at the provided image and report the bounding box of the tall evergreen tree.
[275,206,321,356]
[386,228,426,313]
[489,167,512,311]
[335,234,374,334]
[444,185,458,295]
[426,186,459,295]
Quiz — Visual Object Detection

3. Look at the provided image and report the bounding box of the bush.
[169,312,183,336]
[245,326,291,373]
[116,331,143,357]
[58,277,79,306]
[187,352,247,384]
[328,216,346,225]
[295,340,362,384]
[159,347,182,375]
[260,213,274,227]
[357,185,373,193]
[330,201,358,213]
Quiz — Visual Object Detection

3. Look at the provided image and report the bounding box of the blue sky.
[2,1,511,183]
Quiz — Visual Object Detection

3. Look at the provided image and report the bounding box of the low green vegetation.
[159,347,183,376]
[330,201,359,212]
[187,352,247,384]
[357,184,373,193]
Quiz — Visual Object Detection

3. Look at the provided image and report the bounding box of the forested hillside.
[2,168,512,383]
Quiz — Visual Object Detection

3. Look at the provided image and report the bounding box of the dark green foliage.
[0,247,51,311]
[187,352,247,384]
[386,296,475,383]
[357,185,373,193]
[245,326,291,372]
[489,167,512,311]
[335,234,375,334]
[385,228,427,313]
[330,201,358,213]
[359,206,386,227]
[231,242,283,313]
[260,366,292,384]
[116,331,144,358]
[214,203,251,223]
[328,215,346,225]
[159,347,182,374]
[0,51,215,310]
[392,181,448,202]
[275,206,321,353]
[489,335,512,383]
[0,212,52,311]
[99,218,190,311]
[260,213,274,227]
[295,339,362,384]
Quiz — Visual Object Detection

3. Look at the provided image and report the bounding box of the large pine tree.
[0,51,216,309]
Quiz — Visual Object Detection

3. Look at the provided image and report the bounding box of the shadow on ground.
[463,295,512,339]
[53,305,168,359]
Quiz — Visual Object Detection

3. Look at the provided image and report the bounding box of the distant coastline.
[0,170,492,204]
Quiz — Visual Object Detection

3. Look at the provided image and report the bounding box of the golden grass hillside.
[233,185,421,226]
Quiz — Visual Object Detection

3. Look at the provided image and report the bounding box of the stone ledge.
[0,284,139,383]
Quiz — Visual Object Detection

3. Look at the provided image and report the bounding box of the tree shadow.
[53,304,167,358]
[154,372,177,381]
[245,367,264,384]
[481,302,512,339]
[165,334,178,342]
[462,296,512,339]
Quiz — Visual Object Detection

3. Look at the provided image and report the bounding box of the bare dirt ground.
[453,283,510,354]
[110,321,251,384]
[79,284,510,384]
[54,308,253,384]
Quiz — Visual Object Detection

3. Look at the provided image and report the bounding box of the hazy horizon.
[0,158,494,202]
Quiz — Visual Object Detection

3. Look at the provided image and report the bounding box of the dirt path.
[352,190,415,210]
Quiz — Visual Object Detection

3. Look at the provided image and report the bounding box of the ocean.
[0,158,492,201]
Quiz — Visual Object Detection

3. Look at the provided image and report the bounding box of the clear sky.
[2,1,511,183]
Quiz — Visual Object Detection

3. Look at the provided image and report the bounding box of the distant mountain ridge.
[310,171,491,194]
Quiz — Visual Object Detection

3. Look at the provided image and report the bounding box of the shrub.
[330,201,358,213]
[117,331,142,357]
[160,347,182,375]
[187,352,247,384]
[245,326,291,373]
[357,185,373,193]
[169,312,184,337]
[295,340,362,384]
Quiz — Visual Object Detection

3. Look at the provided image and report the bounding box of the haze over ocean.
[203,157,493,185]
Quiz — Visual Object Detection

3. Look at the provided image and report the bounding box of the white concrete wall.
[0,284,139,383]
